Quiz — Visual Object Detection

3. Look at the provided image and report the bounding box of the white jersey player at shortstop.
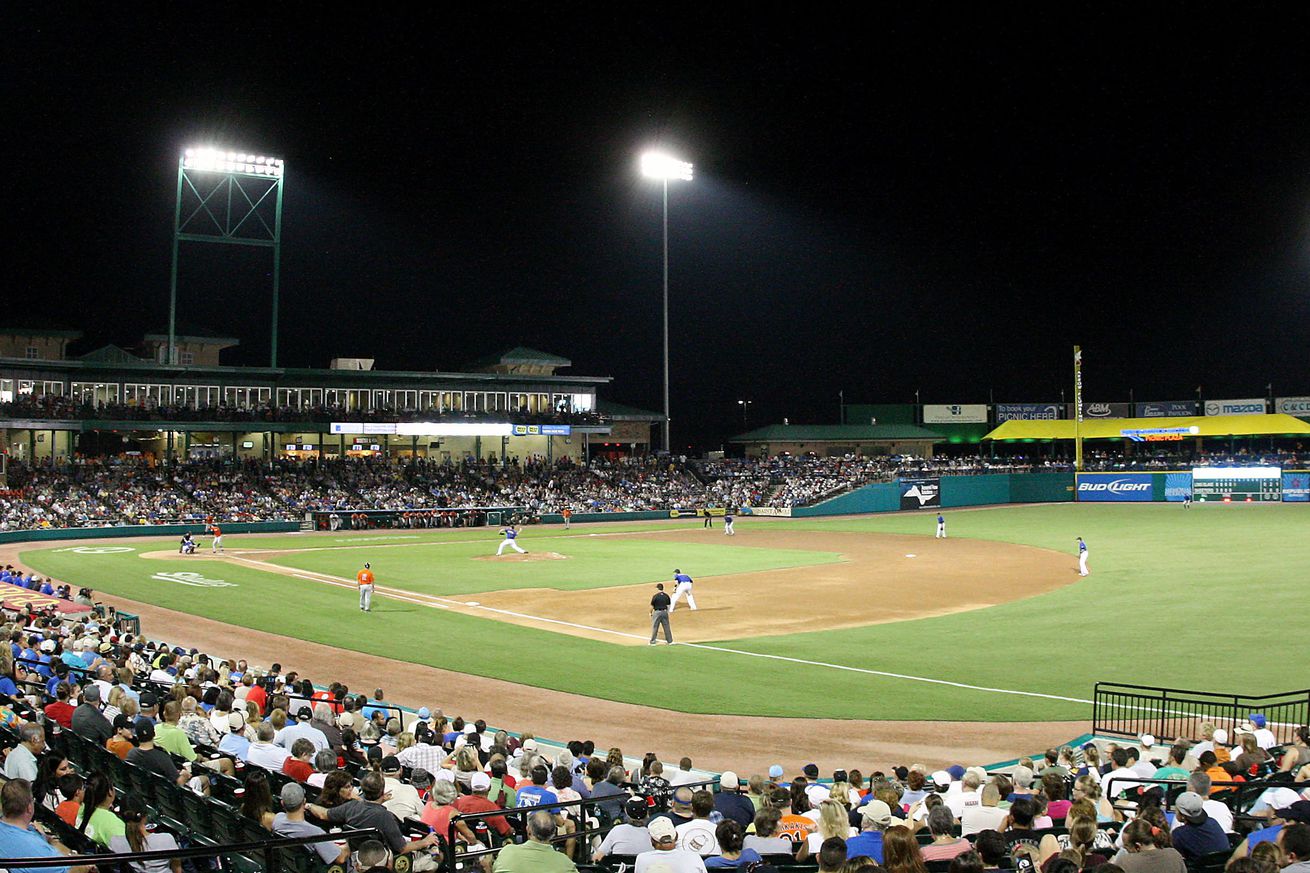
[1077,536,1089,576]
[669,569,697,611]
[935,513,946,538]
[497,525,527,555]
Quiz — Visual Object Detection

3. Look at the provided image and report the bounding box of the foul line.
[234,526,693,555]
[230,555,1089,707]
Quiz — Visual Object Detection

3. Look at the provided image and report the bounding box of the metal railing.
[1093,682,1310,745]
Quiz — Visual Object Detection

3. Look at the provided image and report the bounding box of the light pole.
[737,399,753,430]
[641,151,693,453]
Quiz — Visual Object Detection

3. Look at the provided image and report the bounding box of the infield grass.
[20,503,1309,722]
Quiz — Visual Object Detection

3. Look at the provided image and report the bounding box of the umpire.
[649,583,673,645]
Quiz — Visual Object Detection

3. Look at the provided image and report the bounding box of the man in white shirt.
[274,707,329,752]
[594,798,655,861]
[946,771,984,819]
[666,757,699,787]
[1169,772,1233,833]
[962,782,1008,835]
[246,722,292,772]
[381,756,424,820]
[1249,715,1278,750]
[675,791,720,855]
[638,815,708,872]
[1101,748,1143,800]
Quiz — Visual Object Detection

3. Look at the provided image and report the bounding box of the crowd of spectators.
[1,448,1307,531]
[0,611,1308,872]
[0,395,603,426]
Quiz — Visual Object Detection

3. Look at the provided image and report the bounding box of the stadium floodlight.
[183,146,285,177]
[641,152,694,181]
[170,145,285,368]
[640,150,693,452]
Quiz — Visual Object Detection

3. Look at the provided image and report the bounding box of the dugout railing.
[1093,682,1310,745]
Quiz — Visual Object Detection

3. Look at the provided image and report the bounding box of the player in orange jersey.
[357,562,375,612]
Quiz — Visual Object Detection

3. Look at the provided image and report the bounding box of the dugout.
[983,412,1310,455]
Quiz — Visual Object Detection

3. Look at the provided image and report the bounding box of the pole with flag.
[1074,346,1084,472]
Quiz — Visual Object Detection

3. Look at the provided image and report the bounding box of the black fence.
[1094,682,1310,745]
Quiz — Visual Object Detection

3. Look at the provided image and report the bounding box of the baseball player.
[723,511,735,536]
[561,508,572,529]
[936,513,946,538]
[179,533,196,555]
[669,568,697,612]
[497,525,527,556]
[209,524,223,554]
[357,562,375,612]
[1077,537,1089,576]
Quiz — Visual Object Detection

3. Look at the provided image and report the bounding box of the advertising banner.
[1275,397,1310,418]
[746,506,792,517]
[1203,398,1266,416]
[1068,402,1131,419]
[1281,473,1309,502]
[922,404,988,424]
[1135,401,1198,418]
[1075,473,1154,502]
[1164,472,1193,502]
[996,403,1062,421]
[899,477,941,510]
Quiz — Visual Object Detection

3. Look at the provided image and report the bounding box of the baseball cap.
[931,770,952,788]
[337,711,357,730]
[280,783,306,810]
[470,772,491,791]
[1140,734,1156,749]
[39,640,56,653]
[83,684,101,702]
[417,707,431,720]
[411,769,433,789]
[136,720,156,741]
[228,712,246,731]
[463,724,477,735]
[802,763,819,778]
[366,744,383,760]
[1249,714,1267,728]
[381,755,401,773]
[861,799,893,826]
[947,765,966,781]
[296,706,313,721]
[1213,728,1228,744]
[647,817,677,843]
[434,769,456,784]
[98,641,114,654]
[139,692,159,708]
[768,764,784,779]
[113,713,135,731]
[1236,721,1256,735]
[521,738,538,752]
[1274,800,1310,824]
[719,771,740,789]
[1175,791,1206,822]
[625,797,650,820]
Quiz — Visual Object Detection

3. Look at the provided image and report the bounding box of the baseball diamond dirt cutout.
[143,528,1074,645]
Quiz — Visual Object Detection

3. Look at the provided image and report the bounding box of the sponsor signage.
[996,403,1061,421]
[1283,473,1310,502]
[1164,472,1192,502]
[1121,426,1200,443]
[333,422,517,437]
[511,424,573,436]
[1203,398,1266,416]
[150,571,237,588]
[1068,402,1131,419]
[922,404,988,424]
[1075,473,1154,502]
[0,589,93,615]
[899,477,941,510]
[1135,401,1197,418]
[1275,397,1310,417]
[748,506,792,517]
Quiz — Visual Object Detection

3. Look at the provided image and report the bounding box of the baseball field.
[13,502,1308,731]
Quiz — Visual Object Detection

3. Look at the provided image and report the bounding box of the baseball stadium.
[5,12,1310,873]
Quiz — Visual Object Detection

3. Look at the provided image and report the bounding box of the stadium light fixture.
[641,150,693,452]
[183,146,285,177]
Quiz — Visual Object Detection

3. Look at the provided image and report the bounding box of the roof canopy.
[985,413,1310,441]
[731,423,944,442]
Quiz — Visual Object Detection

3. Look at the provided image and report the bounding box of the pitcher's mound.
[473,551,569,562]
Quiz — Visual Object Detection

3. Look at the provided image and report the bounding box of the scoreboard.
[1191,467,1282,502]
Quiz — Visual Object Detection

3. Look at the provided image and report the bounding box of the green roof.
[79,344,145,364]
[730,424,944,442]
[596,400,663,420]
[468,346,571,369]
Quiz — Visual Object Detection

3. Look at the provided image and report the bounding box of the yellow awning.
[984,413,1310,441]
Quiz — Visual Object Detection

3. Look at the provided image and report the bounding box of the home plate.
[905,554,917,558]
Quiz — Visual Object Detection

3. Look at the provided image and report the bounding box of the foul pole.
[1074,345,1084,471]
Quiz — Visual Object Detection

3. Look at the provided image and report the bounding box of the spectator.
[1112,817,1186,873]
[126,720,190,785]
[636,814,707,873]
[272,782,350,867]
[923,805,973,861]
[1169,792,1229,860]
[110,794,182,873]
[380,755,424,820]
[454,772,513,841]
[676,790,721,855]
[0,778,95,873]
[706,819,761,869]
[883,825,928,873]
[241,770,276,830]
[282,738,317,783]
[307,772,438,857]
[595,797,654,861]
[75,772,124,848]
[848,799,893,863]
[492,809,577,872]
[816,835,849,872]
[71,685,113,745]
[3,722,45,781]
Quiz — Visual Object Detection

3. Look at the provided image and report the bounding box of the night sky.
[10,8,1310,451]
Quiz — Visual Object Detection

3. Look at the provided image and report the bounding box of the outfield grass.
[20,504,1309,722]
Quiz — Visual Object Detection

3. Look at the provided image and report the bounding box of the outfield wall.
[790,472,1074,517]
[1074,470,1310,503]
[0,521,301,546]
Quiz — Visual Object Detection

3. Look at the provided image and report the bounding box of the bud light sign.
[1076,473,1154,502]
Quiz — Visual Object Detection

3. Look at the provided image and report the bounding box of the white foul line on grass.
[233,554,1090,707]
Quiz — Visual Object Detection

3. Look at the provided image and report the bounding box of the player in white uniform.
[936,513,946,538]
[497,525,527,555]
[723,512,735,535]
[1077,537,1089,576]
[669,569,697,611]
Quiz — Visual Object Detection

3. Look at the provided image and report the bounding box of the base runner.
[669,569,697,612]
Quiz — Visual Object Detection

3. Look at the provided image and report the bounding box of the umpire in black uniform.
[649,583,673,645]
